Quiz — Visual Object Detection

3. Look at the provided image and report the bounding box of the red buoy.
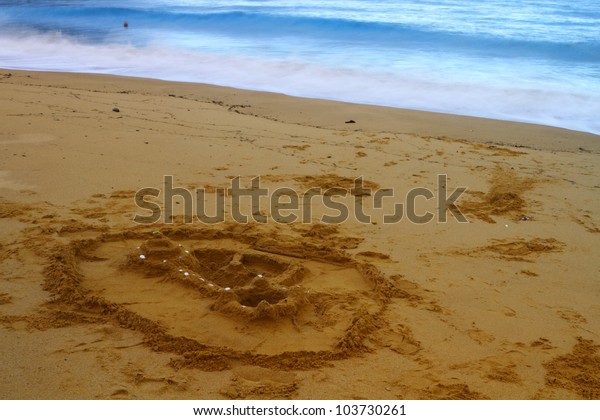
[123,21,129,29]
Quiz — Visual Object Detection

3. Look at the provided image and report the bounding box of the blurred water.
[1,0,599,133]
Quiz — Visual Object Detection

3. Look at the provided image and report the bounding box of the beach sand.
[1,69,599,400]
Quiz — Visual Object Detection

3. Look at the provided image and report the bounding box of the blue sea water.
[1,0,599,134]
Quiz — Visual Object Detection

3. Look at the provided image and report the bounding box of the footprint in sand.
[221,366,298,399]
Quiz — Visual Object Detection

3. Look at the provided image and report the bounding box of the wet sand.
[0,69,599,399]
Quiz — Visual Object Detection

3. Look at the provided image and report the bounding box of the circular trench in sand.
[48,226,397,370]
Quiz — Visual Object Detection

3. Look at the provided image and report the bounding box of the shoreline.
[2,68,599,153]
[1,68,599,400]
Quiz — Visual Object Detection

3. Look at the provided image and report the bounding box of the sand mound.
[544,337,600,399]
[0,200,32,219]
[420,383,489,400]
[459,167,537,223]
[293,174,380,196]
[455,237,566,262]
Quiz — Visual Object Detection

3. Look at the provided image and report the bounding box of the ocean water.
[1,0,599,134]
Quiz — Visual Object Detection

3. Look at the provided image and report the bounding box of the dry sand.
[0,69,599,400]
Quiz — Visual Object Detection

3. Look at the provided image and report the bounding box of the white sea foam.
[1,30,598,134]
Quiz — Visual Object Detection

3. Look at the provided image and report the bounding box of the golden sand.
[0,69,599,399]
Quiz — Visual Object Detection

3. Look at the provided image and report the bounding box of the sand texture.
[0,70,599,400]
